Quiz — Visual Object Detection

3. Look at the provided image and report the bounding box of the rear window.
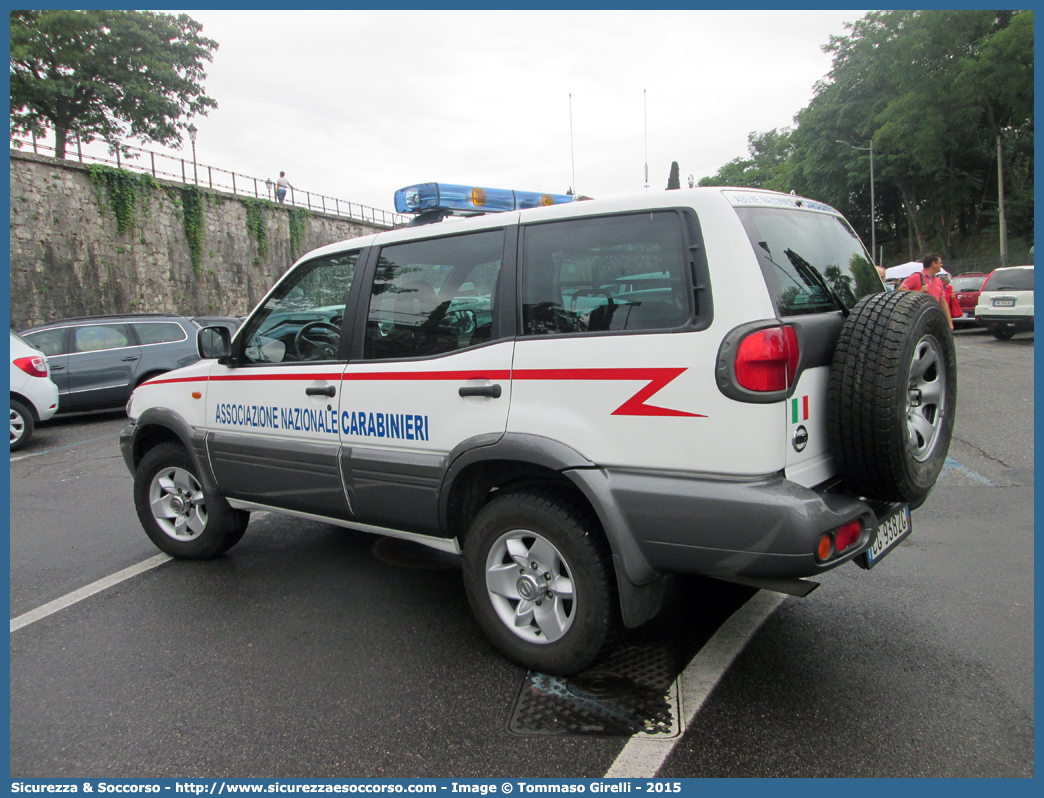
[982,268,1033,292]
[951,275,986,292]
[736,207,880,316]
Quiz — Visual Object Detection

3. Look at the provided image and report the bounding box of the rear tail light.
[734,326,799,392]
[816,533,833,561]
[14,355,48,379]
[835,520,862,553]
[815,519,864,563]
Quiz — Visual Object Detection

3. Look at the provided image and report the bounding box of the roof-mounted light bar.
[394,182,574,224]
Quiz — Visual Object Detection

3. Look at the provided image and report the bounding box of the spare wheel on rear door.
[827,291,956,503]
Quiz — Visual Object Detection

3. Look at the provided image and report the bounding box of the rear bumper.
[975,314,1033,332]
[572,468,899,582]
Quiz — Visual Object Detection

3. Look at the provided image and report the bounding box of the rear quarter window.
[520,211,693,335]
[134,322,189,345]
[22,328,66,356]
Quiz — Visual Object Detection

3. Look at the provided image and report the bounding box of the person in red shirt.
[898,253,953,329]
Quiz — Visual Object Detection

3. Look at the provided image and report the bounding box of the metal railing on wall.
[11,127,408,228]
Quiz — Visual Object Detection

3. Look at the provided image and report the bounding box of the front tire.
[134,442,249,559]
[10,399,34,452]
[828,291,957,503]
[462,490,618,675]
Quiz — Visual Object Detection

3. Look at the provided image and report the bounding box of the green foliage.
[699,129,794,190]
[288,208,309,259]
[180,185,207,275]
[87,164,156,235]
[10,10,218,159]
[666,162,681,190]
[243,198,272,261]
[699,10,1034,263]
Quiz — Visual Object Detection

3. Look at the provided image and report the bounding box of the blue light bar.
[394,182,574,215]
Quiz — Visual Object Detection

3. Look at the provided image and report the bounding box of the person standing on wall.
[276,171,292,204]
[898,253,953,330]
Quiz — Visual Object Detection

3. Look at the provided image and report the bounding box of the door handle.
[305,385,336,397]
[459,384,502,399]
[50,364,65,371]
[122,356,139,362]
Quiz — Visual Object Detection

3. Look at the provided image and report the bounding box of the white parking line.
[605,590,787,778]
[10,553,173,633]
[10,434,116,463]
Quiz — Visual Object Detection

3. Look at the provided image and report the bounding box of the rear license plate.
[993,298,1016,307]
[856,505,911,569]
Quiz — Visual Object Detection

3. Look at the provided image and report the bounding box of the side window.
[22,328,66,356]
[239,252,358,363]
[134,322,188,345]
[521,212,690,336]
[364,230,503,360]
[74,324,131,353]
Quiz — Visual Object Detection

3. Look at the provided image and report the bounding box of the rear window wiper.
[785,248,850,318]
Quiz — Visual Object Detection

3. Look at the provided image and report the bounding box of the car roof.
[22,313,193,331]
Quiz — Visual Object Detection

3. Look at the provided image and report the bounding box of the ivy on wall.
[242,198,272,261]
[289,207,309,259]
[87,165,157,235]
[180,185,208,275]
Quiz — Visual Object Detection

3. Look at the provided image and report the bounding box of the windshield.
[982,268,1034,292]
[736,207,880,316]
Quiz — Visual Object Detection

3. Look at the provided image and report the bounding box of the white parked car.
[974,265,1034,339]
[10,331,59,451]
[121,182,956,674]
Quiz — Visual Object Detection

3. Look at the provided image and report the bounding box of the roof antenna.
[569,93,576,197]
[643,89,649,193]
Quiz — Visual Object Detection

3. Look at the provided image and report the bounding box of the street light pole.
[837,139,875,265]
[187,124,198,186]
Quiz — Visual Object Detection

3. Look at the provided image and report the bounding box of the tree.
[698,129,793,189]
[10,10,218,159]
[666,162,681,190]
[784,10,1032,261]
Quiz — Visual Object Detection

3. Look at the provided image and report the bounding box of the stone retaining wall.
[9,151,387,329]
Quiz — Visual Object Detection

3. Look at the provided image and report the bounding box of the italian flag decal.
[791,395,809,423]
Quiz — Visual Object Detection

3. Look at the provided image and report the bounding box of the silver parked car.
[20,314,202,414]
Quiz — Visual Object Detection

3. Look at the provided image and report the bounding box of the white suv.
[10,331,59,451]
[974,264,1034,339]
[121,184,956,674]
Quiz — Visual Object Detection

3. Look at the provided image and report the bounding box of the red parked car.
[950,272,989,325]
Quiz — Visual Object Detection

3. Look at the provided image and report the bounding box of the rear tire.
[991,327,1016,340]
[10,400,34,452]
[828,291,957,503]
[134,442,249,559]
[462,490,618,675]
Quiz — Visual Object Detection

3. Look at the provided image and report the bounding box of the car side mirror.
[197,326,231,360]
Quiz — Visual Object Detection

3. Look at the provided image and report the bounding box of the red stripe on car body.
[146,367,704,417]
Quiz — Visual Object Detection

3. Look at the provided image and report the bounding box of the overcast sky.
[53,9,869,215]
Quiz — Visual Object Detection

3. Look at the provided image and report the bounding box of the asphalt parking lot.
[9,326,1034,778]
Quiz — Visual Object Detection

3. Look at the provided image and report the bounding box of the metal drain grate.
[508,645,680,737]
